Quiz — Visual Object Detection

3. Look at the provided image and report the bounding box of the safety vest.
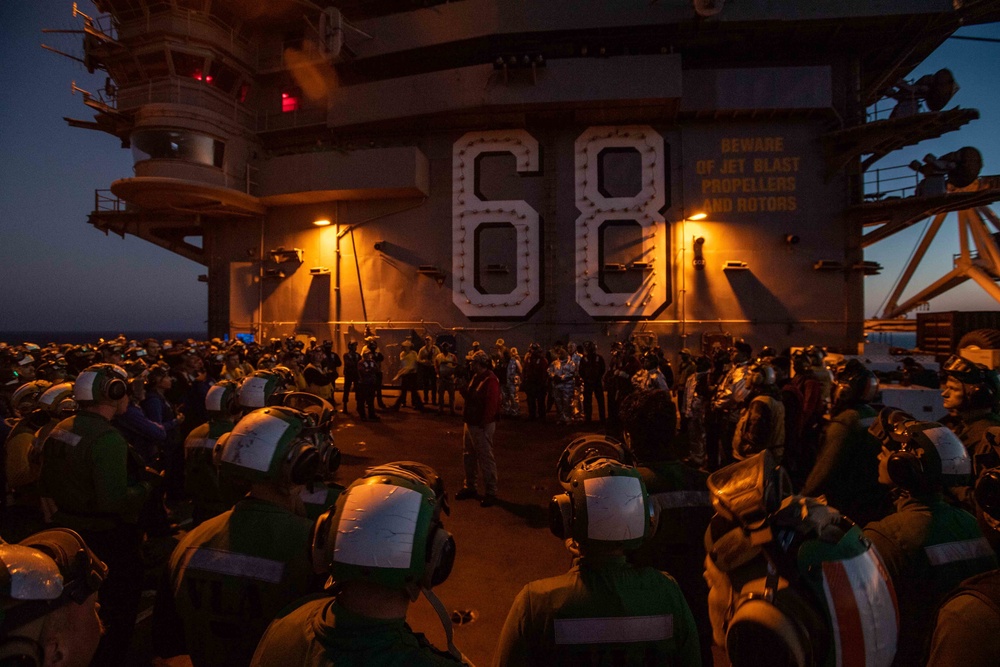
[38,411,149,530]
[169,497,318,667]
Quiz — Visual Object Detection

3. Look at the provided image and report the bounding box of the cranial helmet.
[941,354,1000,409]
[36,382,76,416]
[1,529,106,636]
[216,407,322,487]
[312,462,454,597]
[745,363,776,389]
[881,418,971,492]
[238,370,285,409]
[205,380,241,418]
[11,381,53,416]
[73,364,128,404]
[832,359,879,407]
[550,456,652,551]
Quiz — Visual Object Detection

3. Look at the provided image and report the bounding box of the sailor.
[926,465,1000,667]
[578,341,606,423]
[156,406,325,667]
[547,346,578,425]
[703,451,899,667]
[418,335,441,405]
[456,351,501,507]
[939,354,1000,480]
[801,359,890,526]
[434,341,460,415]
[0,528,107,667]
[864,413,997,666]
[251,462,469,667]
[356,348,381,421]
[632,351,669,392]
[708,341,753,470]
[675,348,697,428]
[2,381,55,541]
[303,346,336,403]
[731,361,786,463]
[37,363,156,665]
[619,390,715,666]
[391,339,424,411]
[522,342,549,421]
[494,445,700,666]
[182,379,240,525]
[340,340,361,414]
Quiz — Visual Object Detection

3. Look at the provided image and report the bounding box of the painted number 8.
[574,126,667,318]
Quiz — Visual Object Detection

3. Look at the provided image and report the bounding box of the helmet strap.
[421,586,475,666]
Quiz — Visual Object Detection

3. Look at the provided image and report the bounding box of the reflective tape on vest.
[49,427,82,447]
[650,490,711,509]
[185,436,217,450]
[553,614,673,645]
[821,547,898,667]
[181,546,285,584]
[924,537,995,566]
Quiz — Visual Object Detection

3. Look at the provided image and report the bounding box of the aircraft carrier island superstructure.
[62,0,1000,354]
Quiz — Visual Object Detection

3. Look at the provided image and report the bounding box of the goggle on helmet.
[941,354,1000,408]
[550,456,652,551]
[216,407,322,487]
[556,434,634,490]
[312,462,454,596]
[1,529,107,634]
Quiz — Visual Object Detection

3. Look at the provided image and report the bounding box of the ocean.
[0,330,208,345]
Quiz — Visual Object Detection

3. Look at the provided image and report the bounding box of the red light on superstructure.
[281,91,299,112]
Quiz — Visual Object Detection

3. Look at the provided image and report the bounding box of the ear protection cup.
[422,525,456,588]
[287,442,322,486]
[887,448,924,490]
[104,375,127,400]
[548,493,573,540]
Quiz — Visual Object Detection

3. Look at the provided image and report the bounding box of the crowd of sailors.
[2,331,1000,667]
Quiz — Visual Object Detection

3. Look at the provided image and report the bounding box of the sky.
[0,2,998,335]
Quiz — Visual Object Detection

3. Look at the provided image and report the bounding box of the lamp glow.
[313,218,332,227]
[687,212,707,221]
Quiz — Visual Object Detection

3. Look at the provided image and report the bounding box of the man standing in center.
[456,351,501,507]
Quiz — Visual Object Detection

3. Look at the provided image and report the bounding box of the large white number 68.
[575,126,667,318]
[452,130,541,318]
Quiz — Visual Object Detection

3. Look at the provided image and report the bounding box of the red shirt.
[463,369,501,426]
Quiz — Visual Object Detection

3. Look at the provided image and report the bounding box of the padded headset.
[886,441,929,492]
[81,364,127,402]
